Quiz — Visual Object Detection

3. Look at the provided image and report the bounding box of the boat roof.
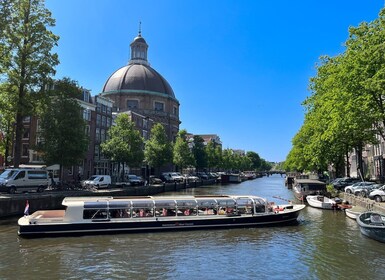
[295,179,326,185]
[62,195,266,207]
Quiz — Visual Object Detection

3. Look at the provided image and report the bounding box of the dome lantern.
[129,22,149,66]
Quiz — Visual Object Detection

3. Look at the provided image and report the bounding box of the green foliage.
[144,123,173,168]
[192,135,207,170]
[205,141,222,170]
[0,0,59,166]
[38,78,88,169]
[286,8,385,175]
[246,151,261,170]
[101,113,144,168]
[173,129,195,170]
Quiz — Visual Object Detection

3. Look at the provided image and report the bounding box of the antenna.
[138,21,142,36]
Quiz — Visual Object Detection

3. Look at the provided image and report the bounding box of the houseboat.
[18,195,306,238]
[293,179,327,201]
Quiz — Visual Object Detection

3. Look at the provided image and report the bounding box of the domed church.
[101,28,180,141]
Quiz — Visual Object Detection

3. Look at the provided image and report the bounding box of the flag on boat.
[24,200,29,216]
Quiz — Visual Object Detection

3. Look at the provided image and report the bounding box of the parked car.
[183,174,199,182]
[344,182,374,194]
[82,175,111,189]
[368,185,385,202]
[195,172,209,180]
[359,184,384,197]
[149,176,163,185]
[127,174,144,186]
[333,177,360,191]
[161,172,184,183]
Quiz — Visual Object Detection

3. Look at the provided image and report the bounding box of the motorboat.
[356,212,385,243]
[305,195,337,210]
[18,195,306,238]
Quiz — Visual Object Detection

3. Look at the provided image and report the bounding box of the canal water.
[0,174,384,279]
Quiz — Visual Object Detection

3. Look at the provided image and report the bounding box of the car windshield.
[0,170,17,179]
[88,176,98,180]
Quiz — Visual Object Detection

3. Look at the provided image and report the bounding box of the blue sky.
[45,0,384,163]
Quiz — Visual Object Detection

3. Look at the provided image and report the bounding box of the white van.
[82,175,111,189]
[0,168,49,194]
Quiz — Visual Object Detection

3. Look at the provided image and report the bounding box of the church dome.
[101,31,176,99]
[102,63,175,98]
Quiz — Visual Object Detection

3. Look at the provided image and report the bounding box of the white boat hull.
[306,195,337,210]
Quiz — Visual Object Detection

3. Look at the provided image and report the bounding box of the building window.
[94,145,100,160]
[22,144,29,157]
[96,128,100,142]
[96,115,101,126]
[22,127,30,139]
[102,116,106,127]
[173,106,178,115]
[83,109,91,121]
[23,116,31,123]
[97,103,101,112]
[85,125,90,137]
[143,118,148,129]
[102,104,107,114]
[107,117,111,128]
[154,102,164,111]
[127,100,139,109]
[101,129,106,142]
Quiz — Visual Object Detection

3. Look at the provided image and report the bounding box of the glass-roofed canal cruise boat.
[18,195,306,238]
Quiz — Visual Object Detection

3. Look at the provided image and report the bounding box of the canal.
[0,174,384,279]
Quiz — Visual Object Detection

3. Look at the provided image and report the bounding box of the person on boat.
[184,209,190,216]
[162,208,167,216]
[139,209,144,217]
[218,208,226,215]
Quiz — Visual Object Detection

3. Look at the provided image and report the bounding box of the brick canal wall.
[0,179,216,218]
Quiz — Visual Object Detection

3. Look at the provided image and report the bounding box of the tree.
[38,78,88,179]
[205,141,222,171]
[0,0,59,167]
[144,123,173,172]
[246,151,261,170]
[173,129,195,172]
[192,135,207,170]
[101,113,144,180]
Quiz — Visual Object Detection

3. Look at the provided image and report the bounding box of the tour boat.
[18,195,306,238]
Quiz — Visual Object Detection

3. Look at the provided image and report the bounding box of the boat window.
[83,209,109,220]
[109,208,131,218]
[197,199,217,215]
[154,200,176,217]
[131,200,155,218]
[236,198,254,214]
[216,199,236,215]
[176,200,197,216]
[132,207,154,218]
[253,198,266,213]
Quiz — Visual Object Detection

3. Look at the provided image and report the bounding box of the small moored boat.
[345,206,365,220]
[356,212,385,243]
[18,195,306,238]
[305,195,337,210]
